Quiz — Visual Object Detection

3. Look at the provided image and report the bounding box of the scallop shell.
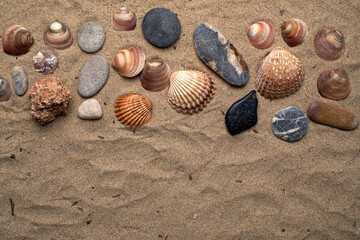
[167,70,216,114]
[140,57,171,92]
[255,47,305,99]
[314,28,345,61]
[0,78,11,102]
[317,68,350,100]
[247,21,275,49]
[2,25,34,56]
[43,21,73,49]
[112,46,145,77]
[114,93,152,130]
[111,7,136,31]
[281,19,308,47]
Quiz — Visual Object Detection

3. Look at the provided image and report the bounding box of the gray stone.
[77,22,105,53]
[78,55,109,97]
[12,66,28,96]
[78,99,103,120]
[272,107,308,142]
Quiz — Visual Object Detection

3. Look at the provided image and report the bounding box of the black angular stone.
[142,8,181,48]
[225,90,258,135]
[194,23,249,87]
[272,107,308,142]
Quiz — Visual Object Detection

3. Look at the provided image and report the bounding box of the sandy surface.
[1,0,359,239]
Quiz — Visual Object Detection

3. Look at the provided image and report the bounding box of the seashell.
[33,51,59,75]
[111,7,137,31]
[314,28,345,61]
[0,78,11,102]
[140,57,171,92]
[167,69,216,115]
[43,21,73,49]
[317,68,350,100]
[2,25,34,56]
[112,46,145,77]
[255,47,305,99]
[281,19,308,47]
[114,93,152,130]
[247,21,275,49]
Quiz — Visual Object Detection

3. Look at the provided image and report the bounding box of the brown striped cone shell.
[114,93,152,130]
[281,19,308,47]
[255,47,305,99]
[140,57,171,92]
[317,68,350,100]
[314,28,345,61]
[2,25,34,56]
[112,46,145,77]
[247,21,275,49]
[0,78,11,102]
[111,7,136,31]
[167,69,216,115]
[43,21,73,49]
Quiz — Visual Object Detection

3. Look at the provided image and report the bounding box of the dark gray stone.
[142,8,181,48]
[194,23,249,87]
[225,90,258,135]
[78,55,109,97]
[272,106,308,142]
[77,22,105,53]
[12,66,28,96]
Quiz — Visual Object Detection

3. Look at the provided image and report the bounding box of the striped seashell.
[140,57,171,92]
[247,21,275,49]
[167,69,216,115]
[114,93,152,130]
[0,78,11,102]
[255,47,305,99]
[281,19,308,47]
[2,25,34,56]
[314,28,345,61]
[111,7,137,31]
[112,46,145,77]
[317,68,350,100]
[43,21,73,49]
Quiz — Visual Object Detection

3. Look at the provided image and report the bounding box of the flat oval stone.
[0,78,11,102]
[78,99,103,120]
[78,55,109,97]
[272,107,308,142]
[142,8,181,48]
[194,23,249,87]
[225,90,258,135]
[12,66,28,96]
[77,22,105,53]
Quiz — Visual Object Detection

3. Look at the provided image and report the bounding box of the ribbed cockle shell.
[281,19,308,47]
[314,28,345,61]
[114,93,152,130]
[255,47,305,99]
[111,7,137,31]
[43,21,73,49]
[317,68,350,100]
[2,25,34,56]
[112,46,145,77]
[247,21,275,49]
[167,70,216,115]
[140,57,171,92]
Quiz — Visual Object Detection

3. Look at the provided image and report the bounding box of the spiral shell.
[281,19,308,47]
[2,25,34,56]
[43,21,73,49]
[314,28,345,61]
[247,21,275,49]
[317,68,350,100]
[0,78,11,102]
[140,57,171,92]
[114,93,152,130]
[112,46,145,77]
[111,7,136,31]
[255,47,305,99]
[167,70,216,115]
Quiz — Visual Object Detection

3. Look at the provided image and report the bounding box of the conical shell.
[112,46,145,77]
[43,21,73,49]
[247,21,275,49]
[2,25,34,56]
[0,78,11,102]
[111,7,136,31]
[281,19,308,47]
[140,57,171,92]
[167,70,216,115]
[114,93,152,130]
[317,68,350,100]
[255,47,305,99]
[314,28,345,61]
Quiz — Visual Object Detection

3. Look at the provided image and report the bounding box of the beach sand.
[0,0,359,239]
